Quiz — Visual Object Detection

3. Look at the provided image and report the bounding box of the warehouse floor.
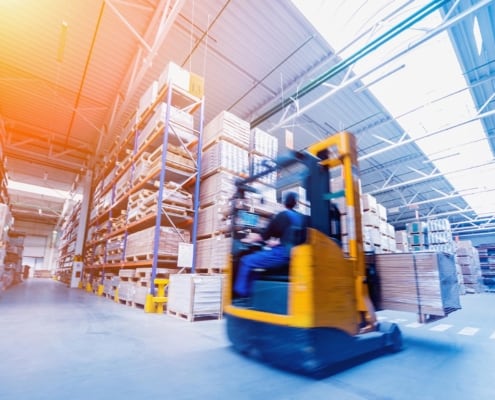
[1,279,494,400]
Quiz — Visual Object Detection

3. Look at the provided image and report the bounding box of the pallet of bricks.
[455,240,483,294]
[196,111,250,272]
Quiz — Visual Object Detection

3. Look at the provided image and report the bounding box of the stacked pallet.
[200,140,249,178]
[198,171,238,207]
[195,111,251,272]
[127,186,193,223]
[203,111,250,150]
[118,269,138,304]
[125,226,190,261]
[105,235,124,264]
[167,273,225,321]
[136,102,195,150]
[455,240,483,293]
[375,251,461,321]
[395,230,409,252]
[195,236,232,271]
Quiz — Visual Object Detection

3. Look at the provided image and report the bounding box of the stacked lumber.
[375,251,461,321]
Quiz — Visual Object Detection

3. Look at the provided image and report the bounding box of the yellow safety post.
[114,287,119,303]
[97,284,104,296]
[85,282,92,293]
[144,278,169,313]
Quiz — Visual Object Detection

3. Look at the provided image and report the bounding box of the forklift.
[224,131,402,376]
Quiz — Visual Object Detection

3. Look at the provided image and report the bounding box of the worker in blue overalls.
[234,191,306,299]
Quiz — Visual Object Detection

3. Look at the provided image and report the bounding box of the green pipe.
[251,0,449,128]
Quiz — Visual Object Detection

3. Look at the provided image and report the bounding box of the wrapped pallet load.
[375,251,461,322]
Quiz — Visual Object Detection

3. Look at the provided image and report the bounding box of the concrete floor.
[0,279,494,400]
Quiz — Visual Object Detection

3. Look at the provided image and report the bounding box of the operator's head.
[284,191,298,210]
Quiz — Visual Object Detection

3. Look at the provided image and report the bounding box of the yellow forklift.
[224,131,402,376]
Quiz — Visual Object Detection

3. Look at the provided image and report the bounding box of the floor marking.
[406,322,423,328]
[377,316,388,321]
[429,324,452,332]
[388,318,408,323]
[490,331,495,340]
[458,327,479,336]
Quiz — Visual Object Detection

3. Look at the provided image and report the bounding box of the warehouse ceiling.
[0,0,494,238]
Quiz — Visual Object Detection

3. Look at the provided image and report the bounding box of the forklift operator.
[234,191,306,298]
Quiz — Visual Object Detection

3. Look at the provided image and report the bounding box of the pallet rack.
[83,71,205,300]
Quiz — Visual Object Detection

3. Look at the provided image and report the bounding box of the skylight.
[292,0,494,217]
[8,180,82,201]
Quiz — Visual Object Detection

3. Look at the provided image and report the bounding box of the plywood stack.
[375,251,461,321]
[167,274,224,321]
[455,240,483,293]
[125,226,190,261]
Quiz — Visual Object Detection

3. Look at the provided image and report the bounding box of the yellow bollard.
[97,284,104,296]
[144,293,155,313]
[143,278,169,313]
[154,278,169,314]
[85,282,92,293]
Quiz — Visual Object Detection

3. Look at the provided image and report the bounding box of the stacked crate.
[426,219,454,253]
[196,111,250,272]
